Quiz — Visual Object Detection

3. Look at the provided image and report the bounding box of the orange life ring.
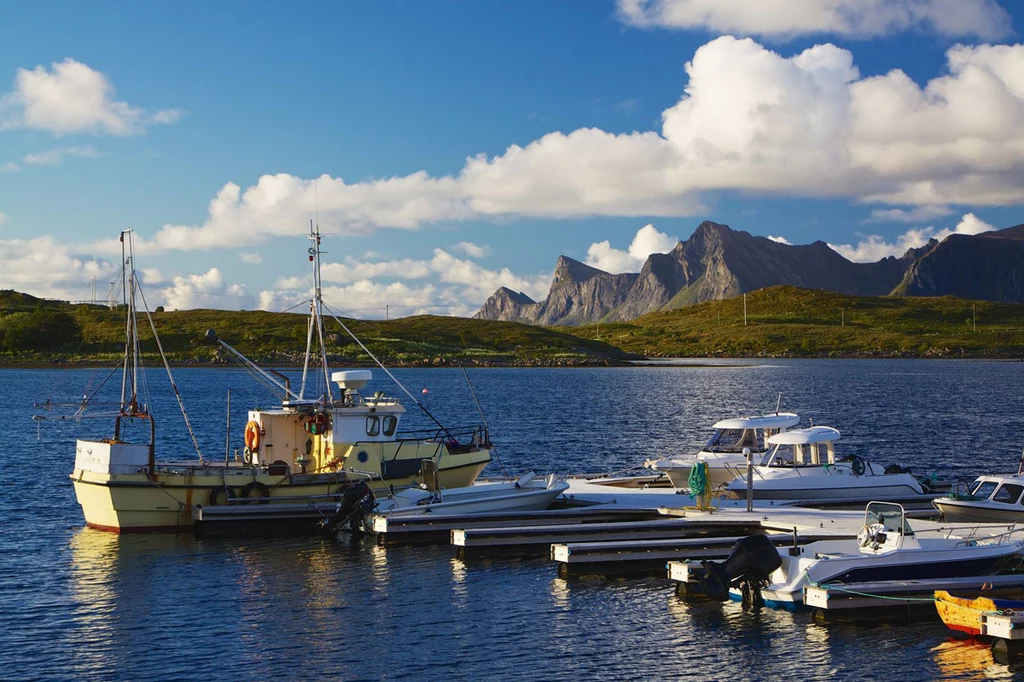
[244,420,261,451]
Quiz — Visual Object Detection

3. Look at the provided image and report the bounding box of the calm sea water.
[3,360,1024,681]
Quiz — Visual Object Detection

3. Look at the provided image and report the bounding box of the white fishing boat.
[933,473,1024,523]
[724,426,938,501]
[55,226,493,533]
[698,502,1024,609]
[372,472,569,516]
[648,411,800,489]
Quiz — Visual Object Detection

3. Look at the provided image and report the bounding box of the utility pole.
[841,308,845,327]
[386,304,389,320]
[973,304,976,332]
[743,293,747,326]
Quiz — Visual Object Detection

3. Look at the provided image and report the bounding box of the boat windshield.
[707,428,763,453]
[969,480,999,499]
[865,502,913,536]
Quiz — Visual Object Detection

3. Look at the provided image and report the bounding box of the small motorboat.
[934,590,1024,636]
[934,474,1024,523]
[372,472,569,516]
[648,412,800,489]
[697,502,1024,608]
[724,426,943,501]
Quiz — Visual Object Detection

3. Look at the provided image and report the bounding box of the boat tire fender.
[851,456,866,476]
[209,487,236,506]
[240,481,270,504]
[243,447,253,466]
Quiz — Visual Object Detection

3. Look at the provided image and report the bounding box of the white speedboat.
[648,412,800,489]
[699,502,1024,609]
[758,502,1024,607]
[724,426,933,501]
[933,474,1024,523]
[372,472,569,516]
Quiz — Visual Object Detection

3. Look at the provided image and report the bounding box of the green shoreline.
[4,285,1024,367]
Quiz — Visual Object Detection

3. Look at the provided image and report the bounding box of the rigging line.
[461,362,506,477]
[216,339,297,400]
[76,363,124,417]
[136,283,205,462]
[322,302,453,438]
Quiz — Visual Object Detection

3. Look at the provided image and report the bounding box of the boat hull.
[728,472,925,501]
[376,481,569,516]
[754,538,1024,606]
[73,450,490,533]
[934,590,1024,636]
[934,500,1024,524]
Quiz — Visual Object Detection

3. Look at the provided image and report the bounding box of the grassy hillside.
[564,286,1024,358]
[0,301,630,366]
[3,285,1024,366]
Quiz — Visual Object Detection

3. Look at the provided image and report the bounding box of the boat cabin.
[246,370,407,474]
[760,426,841,467]
[968,475,1024,505]
[704,412,800,454]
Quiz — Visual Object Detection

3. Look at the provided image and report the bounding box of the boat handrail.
[915,524,1023,544]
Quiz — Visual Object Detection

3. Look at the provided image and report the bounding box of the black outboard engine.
[696,534,783,609]
[320,482,376,536]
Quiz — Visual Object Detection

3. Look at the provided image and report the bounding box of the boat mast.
[119,228,140,415]
[302,220,333,404]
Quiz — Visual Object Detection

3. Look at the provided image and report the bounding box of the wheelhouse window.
[970,480,998,499]
[994,484,1023,504]
[708,429,759,453]
[382,415,397,437]
[366,416,380,437]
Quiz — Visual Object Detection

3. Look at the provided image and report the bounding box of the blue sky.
[1,0,1022,315]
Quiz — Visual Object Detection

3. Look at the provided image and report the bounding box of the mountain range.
[474,220,1024,326]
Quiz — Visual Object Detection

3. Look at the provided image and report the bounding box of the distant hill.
[893,224,1024,301]
[476,220,1024,326]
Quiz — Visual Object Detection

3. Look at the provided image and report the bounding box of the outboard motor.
[320,482,376,536]
[696,534,783,609]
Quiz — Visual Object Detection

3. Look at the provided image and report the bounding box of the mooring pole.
[224,389,231,466]
[744,447,753,512]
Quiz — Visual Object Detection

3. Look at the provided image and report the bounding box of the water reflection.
[932,639,1015,680]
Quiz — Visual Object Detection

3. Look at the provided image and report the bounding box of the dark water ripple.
[4,362,1024,680]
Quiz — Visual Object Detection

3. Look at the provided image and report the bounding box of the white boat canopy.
[767,426,841,446]
[712,413,800,431]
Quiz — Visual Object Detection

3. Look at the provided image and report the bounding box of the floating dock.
[367,507,666,546]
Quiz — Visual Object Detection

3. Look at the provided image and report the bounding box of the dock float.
[452,518,765,559]
[803,574,1024,623]
[368,507,666,546]
[554,532,844,579]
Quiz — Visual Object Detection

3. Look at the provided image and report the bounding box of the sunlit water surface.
[3,360,1024,681]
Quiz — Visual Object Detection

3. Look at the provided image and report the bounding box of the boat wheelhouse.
[933,474,1024,523]
[649,412,800,489]
[724,426,931,501]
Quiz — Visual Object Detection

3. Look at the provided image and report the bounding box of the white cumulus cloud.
[766,235,791,244]
[0,58,181,136]
[452,241,490,258]
[264,248,550,317]
[1,161,19,172]
[615,0,1011,39]
[157,267,250,310]
[586,224,678,273]
[136,38,1024,253]
[830,212,997,261]
[240,252,262,265]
